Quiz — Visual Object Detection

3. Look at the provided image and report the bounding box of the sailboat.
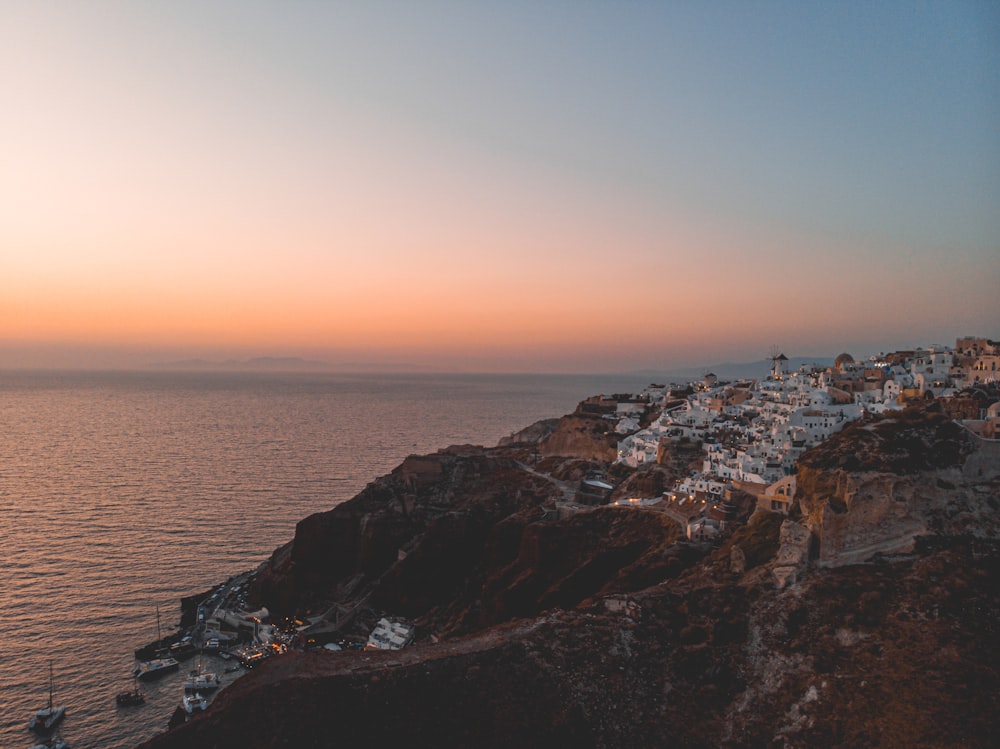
[133,607,179,680]
[28,660,67,732]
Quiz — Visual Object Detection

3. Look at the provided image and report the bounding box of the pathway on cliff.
[515,461,578,502]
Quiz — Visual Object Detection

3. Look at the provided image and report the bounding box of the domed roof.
[834,352,855,368]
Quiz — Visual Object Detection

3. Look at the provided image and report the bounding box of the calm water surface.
[0,369,650,748]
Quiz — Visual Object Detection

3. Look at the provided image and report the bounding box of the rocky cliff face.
[142,402,1000,749]
[143,535,1000,749]
[538,412,621,461]
[249,425,696,639]
[796,404,1000,567]
[250,445,564,620]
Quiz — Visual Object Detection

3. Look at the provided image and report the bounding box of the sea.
[0,368,654,749]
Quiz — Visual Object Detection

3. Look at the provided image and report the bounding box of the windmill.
[768,345,788,380]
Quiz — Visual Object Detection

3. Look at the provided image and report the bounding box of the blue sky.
[1,1,997,371]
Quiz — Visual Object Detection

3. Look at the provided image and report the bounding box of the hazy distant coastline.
[150,357,436,373]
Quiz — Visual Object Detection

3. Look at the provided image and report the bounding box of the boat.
[181,691,208,715]
[184,662,221,692]
[133,656,179,680]
[115,678,146,706]
[134,607,180,680]
[168,636,197,660]
[116,687,146,706]
[28,661,66,733]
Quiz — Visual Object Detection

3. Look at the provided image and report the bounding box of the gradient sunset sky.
[2,1,998,373]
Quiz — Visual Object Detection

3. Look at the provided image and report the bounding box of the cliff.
[142,536,1000,749]
[249,409,698,639]
[536,412,621,462]
[250,445,564,620]
[502,397,639,462]
[141,402,1000,749]
[795,403,1000,567]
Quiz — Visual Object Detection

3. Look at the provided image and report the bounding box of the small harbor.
[123,570,297,731]
[119,563,422,738]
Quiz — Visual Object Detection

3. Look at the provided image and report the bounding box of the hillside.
[140,402,1000,749]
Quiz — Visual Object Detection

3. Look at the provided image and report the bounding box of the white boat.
[134,607,180,679]
[28,661,66,733]
[182,691,208,715]
[184,663,221,692]
[133,656,180,680]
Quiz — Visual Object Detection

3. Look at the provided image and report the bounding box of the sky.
[1,1,998,373]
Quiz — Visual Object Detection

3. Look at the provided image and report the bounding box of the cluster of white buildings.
[613,337,999,529]
[365,617,415,651]
[617,355,862,479]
